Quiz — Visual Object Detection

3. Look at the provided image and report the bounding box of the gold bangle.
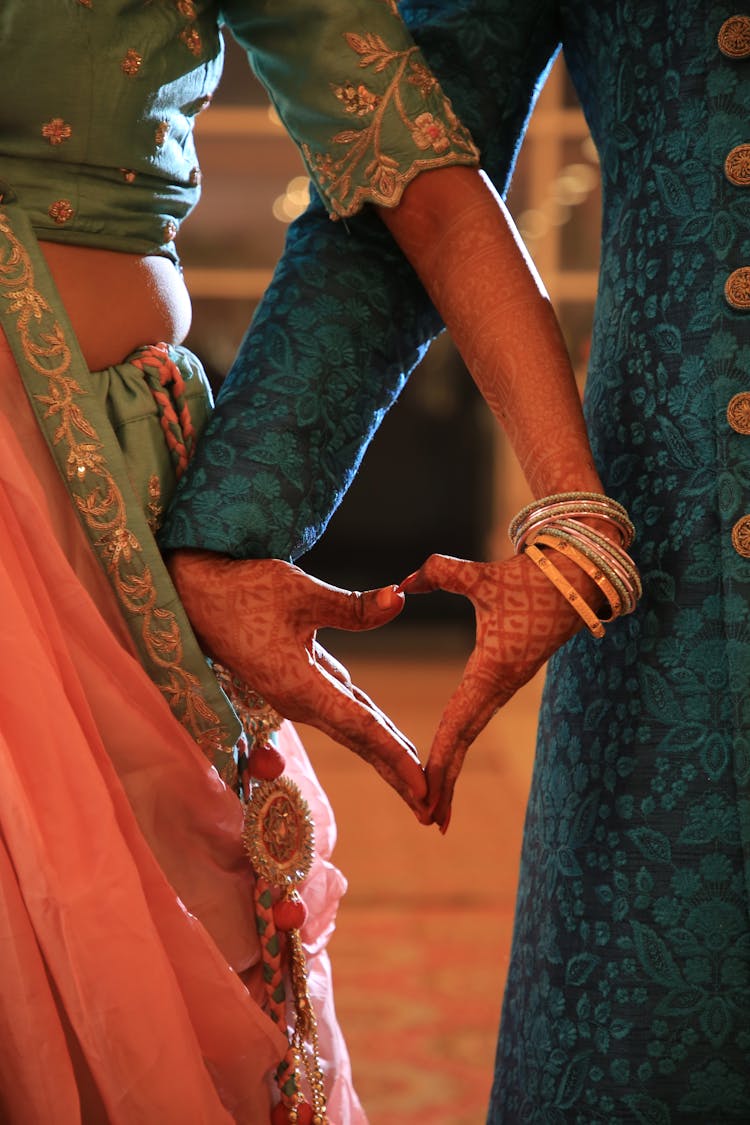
[524,543,606,638]
[530,532,624,621]
[509,491,635,551]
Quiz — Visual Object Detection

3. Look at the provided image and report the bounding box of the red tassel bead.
[273,894,308,932]
[247,741,286,780]
[270,1102,313,1125]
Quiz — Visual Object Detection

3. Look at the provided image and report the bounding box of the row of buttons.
[718,18,750,554]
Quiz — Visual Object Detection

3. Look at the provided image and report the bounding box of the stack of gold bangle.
[510,492,642,639]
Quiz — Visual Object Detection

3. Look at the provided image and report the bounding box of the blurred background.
[180,38,601,1125]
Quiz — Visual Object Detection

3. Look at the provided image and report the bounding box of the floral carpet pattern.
[305,632,542,1124]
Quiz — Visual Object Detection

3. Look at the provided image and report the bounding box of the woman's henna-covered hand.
[168,549,428,816]
[401,552,593,830]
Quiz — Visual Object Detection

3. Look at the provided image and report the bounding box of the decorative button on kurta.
[725,144,750,185]
[727,393,750,434]
[718,16,750,57]
[732,515,750,556]
[724,267,750,308]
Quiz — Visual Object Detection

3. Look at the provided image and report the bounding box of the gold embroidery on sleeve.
[302,31,478,216]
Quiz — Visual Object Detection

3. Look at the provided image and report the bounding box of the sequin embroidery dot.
[180,27,202,57]
[41,118,72,145]
[121,49,143,76]
[48,200,74,224]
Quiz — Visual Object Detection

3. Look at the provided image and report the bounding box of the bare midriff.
[39,242,192,371]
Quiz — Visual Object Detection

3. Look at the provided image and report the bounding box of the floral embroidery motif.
[41,118,72,145]
[411,112,449,152]
[48,199,74,224]
[301,30,477,215]
[176,0,196,17]
[120,48,142,76]
[0,206,231,761]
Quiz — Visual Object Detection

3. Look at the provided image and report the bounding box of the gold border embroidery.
[0,207,231,760]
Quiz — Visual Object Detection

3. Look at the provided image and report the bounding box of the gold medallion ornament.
[242,775,314,888]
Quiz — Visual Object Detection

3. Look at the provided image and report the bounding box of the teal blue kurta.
[164,2,750,1119]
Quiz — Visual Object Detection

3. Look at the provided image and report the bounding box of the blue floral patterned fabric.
[160,1,558,559]
[163,0,750,1119]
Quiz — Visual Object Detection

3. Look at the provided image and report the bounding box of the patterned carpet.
[303,630,543,1125]
[329,903,514,1125]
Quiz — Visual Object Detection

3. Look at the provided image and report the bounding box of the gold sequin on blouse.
[407,61,439,97]
[121,49,143,76]
[180,27,202,56]
[48,199,74,224]
[334,82,379,116]
[42,118,72,145]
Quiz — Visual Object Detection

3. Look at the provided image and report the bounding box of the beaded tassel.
[213,664,328,1125]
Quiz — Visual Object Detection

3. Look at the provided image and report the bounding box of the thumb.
[313,583,405,632]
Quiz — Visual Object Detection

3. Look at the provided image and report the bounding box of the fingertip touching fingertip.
[375,584,404,609]
[397,571,419,593]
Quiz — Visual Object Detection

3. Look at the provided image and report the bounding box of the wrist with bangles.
[510,491,642,638]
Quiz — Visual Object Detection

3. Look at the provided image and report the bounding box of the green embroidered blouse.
[0,0,478,261]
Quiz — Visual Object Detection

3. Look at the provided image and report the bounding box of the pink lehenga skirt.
[0,333,365,1124]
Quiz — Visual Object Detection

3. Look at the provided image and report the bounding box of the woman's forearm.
[378,165,603,499]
